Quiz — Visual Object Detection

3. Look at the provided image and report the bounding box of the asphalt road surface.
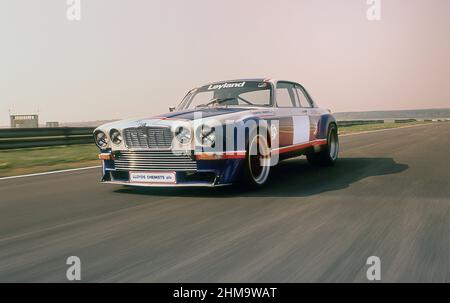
[1,123,449,282]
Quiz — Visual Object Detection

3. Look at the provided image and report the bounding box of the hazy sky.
[1,0,449,125]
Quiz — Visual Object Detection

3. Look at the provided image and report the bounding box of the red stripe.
[223,153,246,159]
[195,152,246,160]
[272,139,327,155]
[159,117,189,121]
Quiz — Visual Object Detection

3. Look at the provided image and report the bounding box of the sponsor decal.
[258,82,268,88]
[130,171,177,184]
[207,82,246,90]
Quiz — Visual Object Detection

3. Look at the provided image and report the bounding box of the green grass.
[0,144,100,177]
[338,121,433,135]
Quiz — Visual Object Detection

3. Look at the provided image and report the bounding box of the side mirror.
[169,106,176,112]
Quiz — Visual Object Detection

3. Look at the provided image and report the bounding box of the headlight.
[94,130,108,148]
[110,129,122,145]
[201,125,216,147]
[175,126,192,144]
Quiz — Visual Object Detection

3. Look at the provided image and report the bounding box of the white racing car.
[94,78,339,188]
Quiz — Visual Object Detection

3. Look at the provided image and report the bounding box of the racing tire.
[307,123,339,166]
[241,131,271,188]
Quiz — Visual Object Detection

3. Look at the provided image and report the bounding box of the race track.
[1,123,449,282]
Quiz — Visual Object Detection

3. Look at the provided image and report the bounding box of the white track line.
[0,123,443,181]
[0,166,101,181]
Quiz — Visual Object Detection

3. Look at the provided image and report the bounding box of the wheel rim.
[248,135,270,185]
[328,128,339,161]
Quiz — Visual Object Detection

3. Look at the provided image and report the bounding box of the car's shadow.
[113,157,408,198]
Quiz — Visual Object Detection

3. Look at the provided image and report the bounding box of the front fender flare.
[317,114,337,139]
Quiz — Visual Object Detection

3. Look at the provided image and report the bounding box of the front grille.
[123,127,173,149]
[114,150,197,171]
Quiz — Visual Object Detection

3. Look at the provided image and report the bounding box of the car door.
[294,84,320,141]
[275,81,310,146]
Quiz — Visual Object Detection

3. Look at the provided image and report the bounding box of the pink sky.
[0,0,449,125]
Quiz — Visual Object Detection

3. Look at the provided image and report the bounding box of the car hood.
[157,107,252,120]
[93,106,275,150]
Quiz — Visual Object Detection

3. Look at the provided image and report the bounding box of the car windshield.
[178,81,272,110]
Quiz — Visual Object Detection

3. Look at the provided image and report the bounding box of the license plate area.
[129,171,177,184]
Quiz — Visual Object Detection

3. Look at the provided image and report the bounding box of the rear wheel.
[242,132,271,188]
[307,124,339,166]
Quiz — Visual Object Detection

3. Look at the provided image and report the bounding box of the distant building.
[46,121,59,128]
[10,114,39,128]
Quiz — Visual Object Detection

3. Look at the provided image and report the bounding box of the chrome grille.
[123,127,173,149]
[114,150,197,171]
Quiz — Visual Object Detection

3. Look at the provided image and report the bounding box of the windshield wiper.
[208,98,237,106]
[237,96,254,105]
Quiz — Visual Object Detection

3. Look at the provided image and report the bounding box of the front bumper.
[99,150,245,187]
[102,180,231,187]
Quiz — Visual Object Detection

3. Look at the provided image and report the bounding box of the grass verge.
[338,121,433,135]
[0,144,100,178]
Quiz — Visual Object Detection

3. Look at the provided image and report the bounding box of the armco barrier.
[337,120,384,127]
[0,127,95,149]
[394,119,417,123]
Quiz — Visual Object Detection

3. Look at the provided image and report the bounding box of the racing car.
[94,78,339,188]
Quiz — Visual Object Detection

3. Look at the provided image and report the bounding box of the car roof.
[200,78,306,86]
[201,78,272,86]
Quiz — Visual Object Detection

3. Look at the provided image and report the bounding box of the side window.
[295,86,312,108]
[276,82,298,107]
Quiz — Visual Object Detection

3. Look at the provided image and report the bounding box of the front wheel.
[307,124,339,166]
[241,132,271,188]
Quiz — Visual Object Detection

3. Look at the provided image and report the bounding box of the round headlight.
[94,130,108,148]
[110,129,122,145]
[201,125,216,147]
[175,126,192,144]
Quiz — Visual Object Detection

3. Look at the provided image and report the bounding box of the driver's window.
[276,82,298,107]
[295,86,312,108]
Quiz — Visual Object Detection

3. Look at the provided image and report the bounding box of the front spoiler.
[102,180,232,188]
